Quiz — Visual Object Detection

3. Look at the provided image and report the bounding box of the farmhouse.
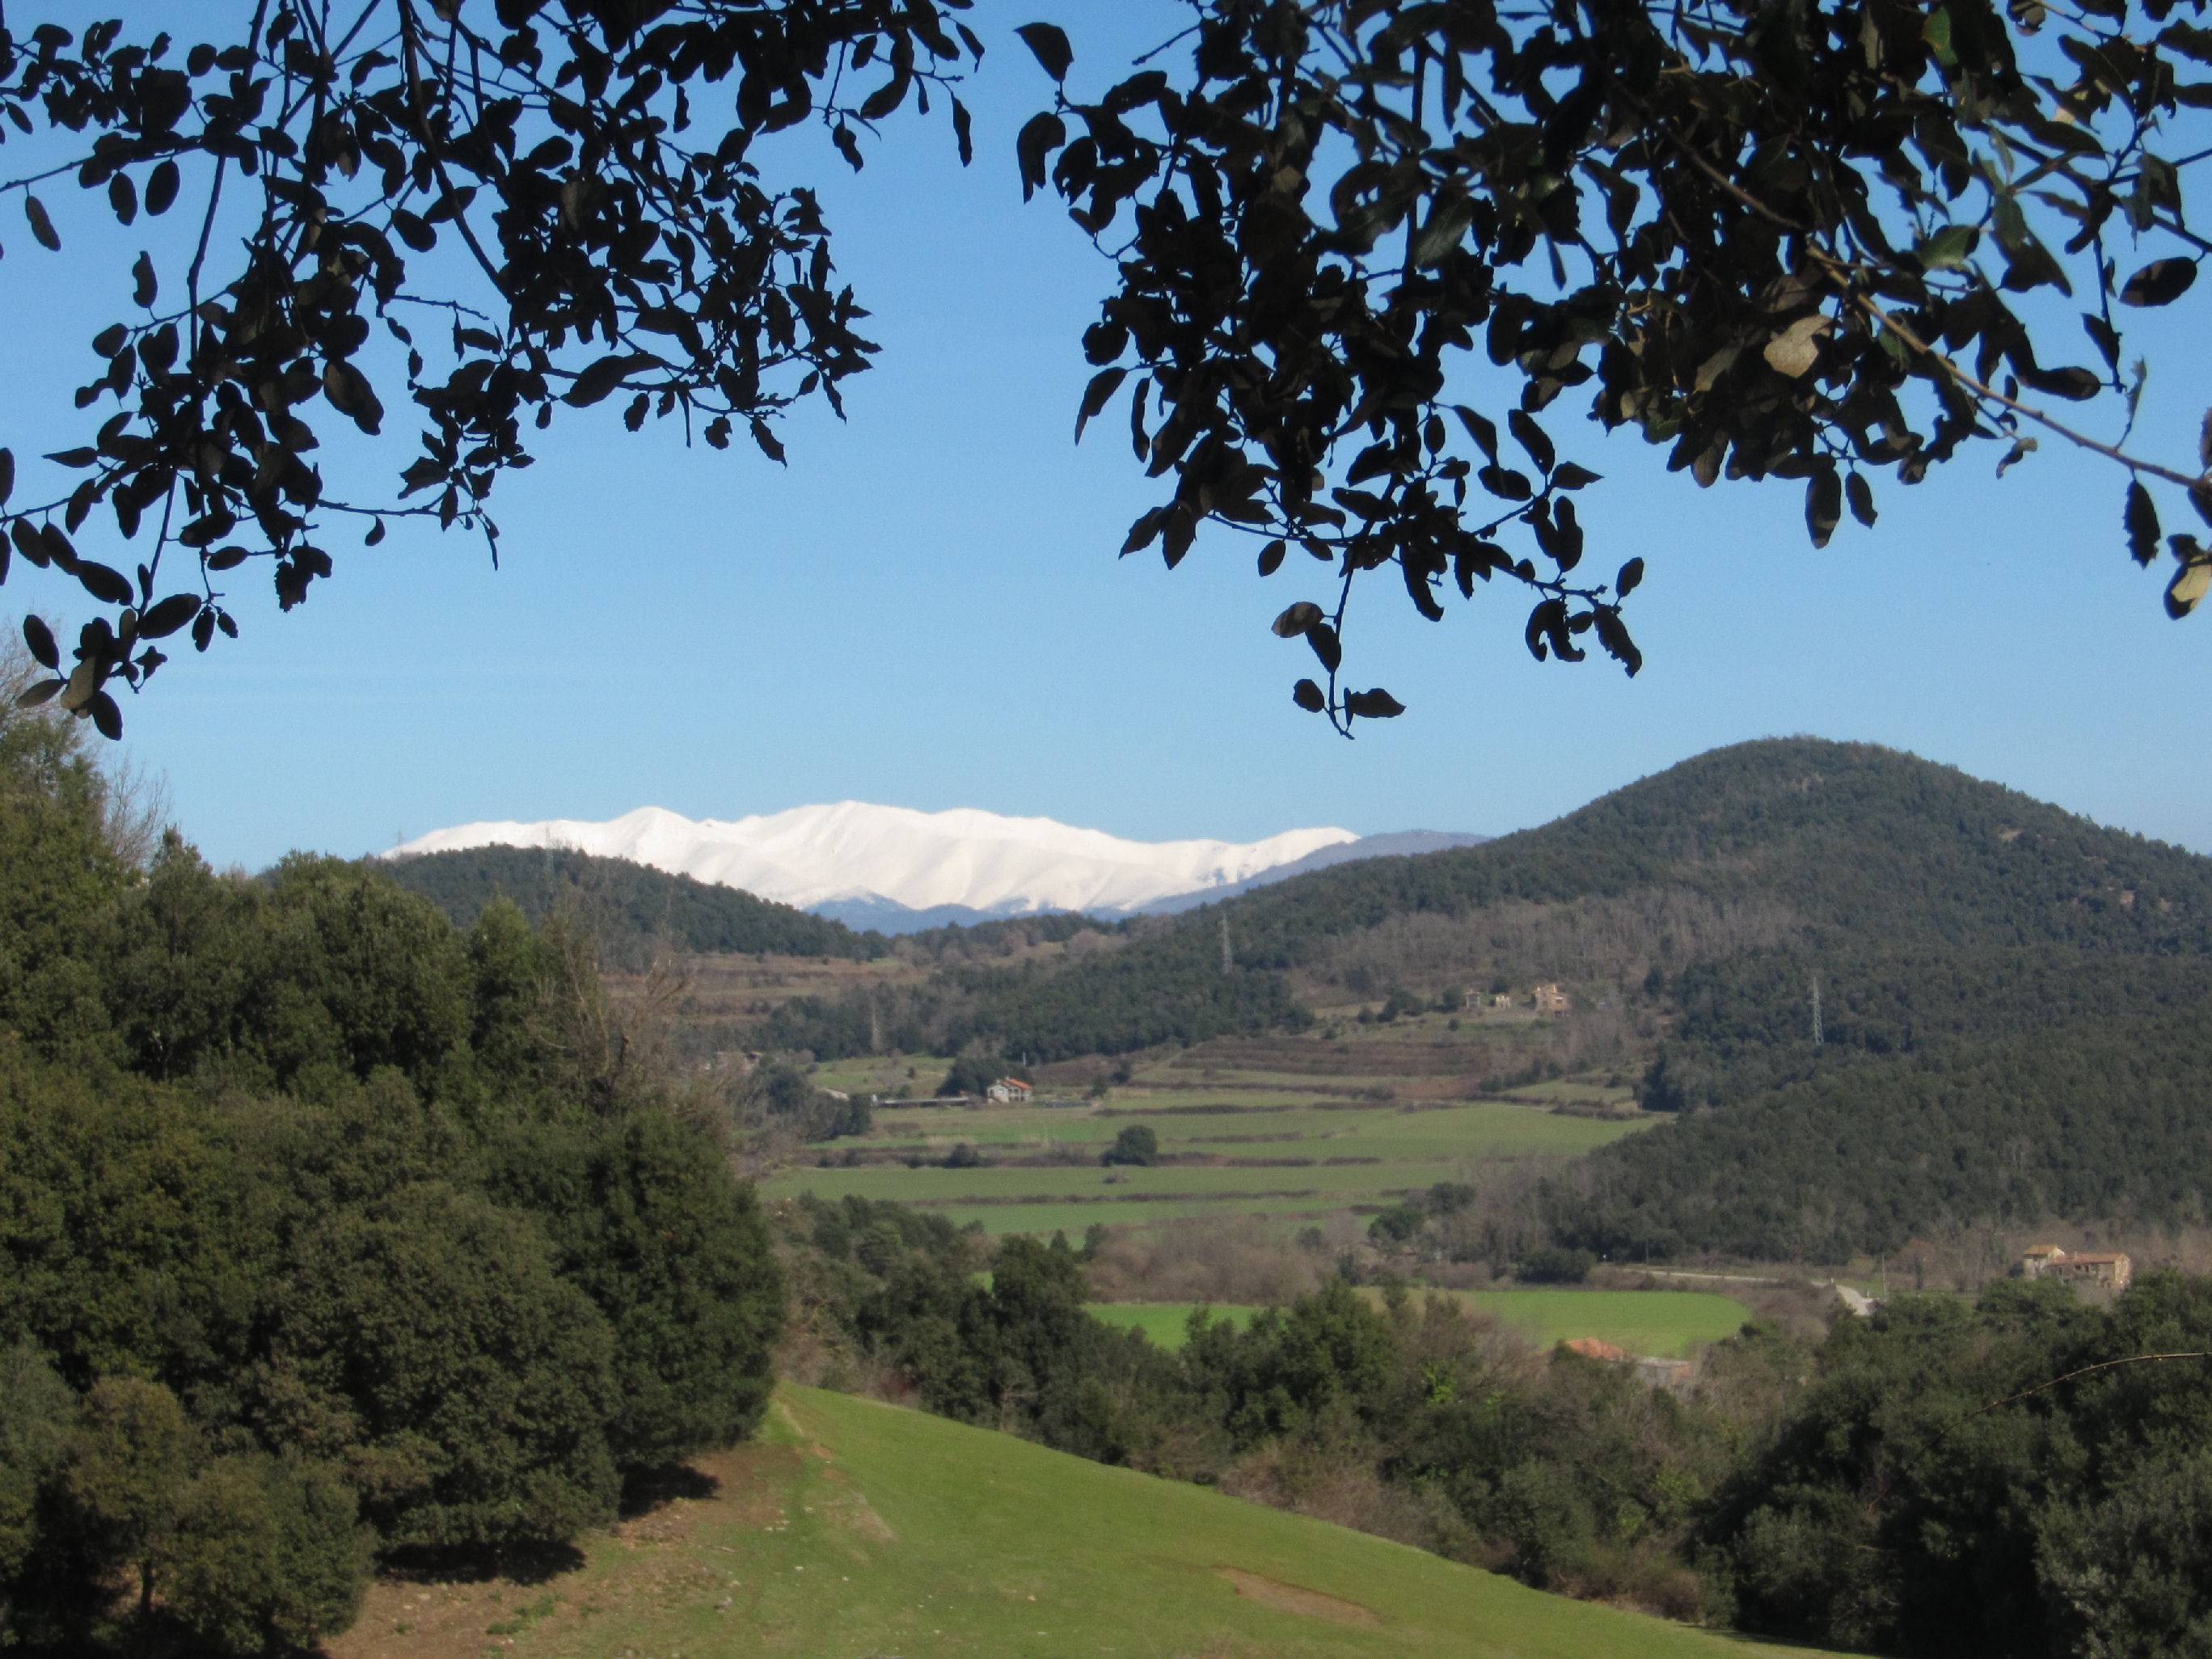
[1531,982,1571,1015]
[987,1077,1033,1103]
[2020,1246,2133,1290]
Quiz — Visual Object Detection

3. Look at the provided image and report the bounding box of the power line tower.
[1811,971,1823,1047]
[1219,914,1234,974]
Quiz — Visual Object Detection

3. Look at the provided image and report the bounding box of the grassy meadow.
[1090,1289,1752,1359]
[328,1384,1834,1659]
[763,1032,1657,1235]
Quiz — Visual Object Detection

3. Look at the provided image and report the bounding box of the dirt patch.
[327,1441,797,1659]
[1214,1567,1379,1627]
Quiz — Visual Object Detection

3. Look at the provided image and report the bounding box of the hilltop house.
[2021,1245,2133,1290]
[987,1078,1033,1104]
[1532,982,1571,1015]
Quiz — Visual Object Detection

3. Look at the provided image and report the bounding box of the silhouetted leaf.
[1015,23,1072,82]
[87,688,121,740]
[1616,556,1644,597]
[1806,467,1842,548]
[74,560,133,606]
[1257,539,1286,576]
[2125,480,2159,566]
[1074,367,1125,441]
[137,593,201,639]
[1272,602,1323,638]
[0,447,11,508]
[1846,471,1877,528]
[1016,112,1065,201]
[1291,678,1325,711]
[1305,621,1341,673]
[2121,258,2197,307]
[23,614,57,670]
[23,195,57,251]
[2165,540,2211,617]
[564,353,658,407]
[1344,687,1404,718]
[144,159,179,215]
[133,251,157,307]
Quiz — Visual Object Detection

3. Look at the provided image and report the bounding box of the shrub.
[1517,1246,1597,1285]
[1101,1125,1159,1167]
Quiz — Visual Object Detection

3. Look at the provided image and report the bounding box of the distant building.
[1560,1336,1628,1363]
[2022,1246,2133,1290]
[1532,982,1571,1015]
[986,1078,1033,1103]
[1635,1357,1697,1394]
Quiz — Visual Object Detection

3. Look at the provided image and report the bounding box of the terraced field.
[764,1035,1659,1235]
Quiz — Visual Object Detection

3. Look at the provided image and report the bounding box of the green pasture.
[760,1158,1458,1207]
[1374,1288,1754,1359]
[922,1196,1347,1236]
[831,1100,1651,1160]
[331,1384,1835,1659]
[1087,1291,1749,1359]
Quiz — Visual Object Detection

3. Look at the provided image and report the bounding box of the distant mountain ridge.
[384,803,1474,931]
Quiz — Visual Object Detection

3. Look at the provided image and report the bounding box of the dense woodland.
[782,1193,2212,1659]
[0,705,782,1654]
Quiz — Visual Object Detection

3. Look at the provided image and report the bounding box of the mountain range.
[385,803,1486,931]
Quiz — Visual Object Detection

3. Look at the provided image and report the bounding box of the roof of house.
[1560,1336,1629,1362]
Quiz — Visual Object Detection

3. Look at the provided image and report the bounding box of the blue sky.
[3,3,2208,871]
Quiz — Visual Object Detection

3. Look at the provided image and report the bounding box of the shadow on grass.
[380,1539,586,1587]
[618,1461,720,1519]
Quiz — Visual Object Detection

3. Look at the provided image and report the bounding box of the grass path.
[331,1385,1834,1659]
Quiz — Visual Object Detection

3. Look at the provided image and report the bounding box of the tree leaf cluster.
[1021,0,2212,720]
[0,0,981,730]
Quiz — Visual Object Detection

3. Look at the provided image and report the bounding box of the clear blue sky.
[3,3,2207,871]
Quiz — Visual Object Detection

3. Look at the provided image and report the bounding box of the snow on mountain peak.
[385,802,1360,918]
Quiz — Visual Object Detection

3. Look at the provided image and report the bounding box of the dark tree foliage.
[6,3,2210,734]
[0,698,785,1653]
[0,0,982,732]
[384,844,889,965]
[1021,1,2212,728]
[1707,1275,2212,1658]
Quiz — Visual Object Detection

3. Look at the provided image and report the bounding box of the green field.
[768,1087,1657,1235]
[1087,1302,1259,1345]
[1090,1290,1750,1358]
[329,1385,1833,1659]
[1382,1289,1754,1358]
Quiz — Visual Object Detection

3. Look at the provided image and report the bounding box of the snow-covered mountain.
[385,802,1362,922]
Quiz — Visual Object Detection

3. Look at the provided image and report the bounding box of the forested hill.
[1213,735,2212,969]
[810,737,2211,1062]
[382,844,889,965]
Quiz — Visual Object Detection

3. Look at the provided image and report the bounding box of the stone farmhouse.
[2020,1245,2133,1290]
[987,1077,1033,1103]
